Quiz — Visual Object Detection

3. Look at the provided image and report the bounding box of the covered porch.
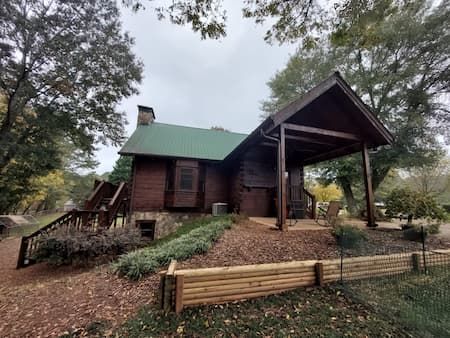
[225,72,393,230]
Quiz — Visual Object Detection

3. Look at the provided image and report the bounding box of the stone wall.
[130,211,202,239]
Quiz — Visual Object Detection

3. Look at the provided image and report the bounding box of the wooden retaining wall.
[160,249,450,313]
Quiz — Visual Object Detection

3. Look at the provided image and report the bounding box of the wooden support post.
[16,237,28,269]
[315,262,324,286]
[175,274,184,314]
[280,124,287,231]
[361,143,376,227]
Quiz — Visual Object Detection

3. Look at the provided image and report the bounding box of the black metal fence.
[336,226,450,337]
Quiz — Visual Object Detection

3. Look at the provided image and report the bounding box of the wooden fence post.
[175,274,184,314]
[412,253,420,272]
[163,260,177,312]
[158,271,167,309]
[315,262,324,286]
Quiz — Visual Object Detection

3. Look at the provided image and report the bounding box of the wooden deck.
[249,217,328,231]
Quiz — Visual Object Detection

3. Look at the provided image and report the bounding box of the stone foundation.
[130,211,202,239]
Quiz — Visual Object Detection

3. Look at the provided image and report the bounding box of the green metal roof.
[119,123,248,161]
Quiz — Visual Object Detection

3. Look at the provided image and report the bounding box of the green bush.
[403,223,440,242]
[229,212,248,224]
[332,224,367,249]
[385,188,446,225]
[33,227,143,266]
[114,219,232,280]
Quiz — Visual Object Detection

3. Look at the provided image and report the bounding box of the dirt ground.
[1,221,449,337]
[0,237,159,338]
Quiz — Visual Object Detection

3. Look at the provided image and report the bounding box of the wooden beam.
[273,133,336,147]
[283,123,360,141]
[271,76,338,127]
[362,143,376,227]
[303,143,361,165]
[280,125,287,231]
[261,141,278,148]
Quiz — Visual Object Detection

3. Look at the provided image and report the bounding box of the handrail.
[22,211,73,240]
[108,182,126,209]
[17,181,129,269]
[303,188,317,219]
[106,182,128,226]
[85,181,106,207]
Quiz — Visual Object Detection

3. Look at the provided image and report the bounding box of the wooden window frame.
[178,167,194,191]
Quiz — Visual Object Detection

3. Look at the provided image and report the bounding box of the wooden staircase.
[16,181,129,268]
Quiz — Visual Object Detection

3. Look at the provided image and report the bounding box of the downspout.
[261,129,282,229]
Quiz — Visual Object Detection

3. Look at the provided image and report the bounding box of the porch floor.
[249,217,328,231]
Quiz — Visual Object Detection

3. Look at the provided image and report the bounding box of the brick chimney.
[137,105,155,126]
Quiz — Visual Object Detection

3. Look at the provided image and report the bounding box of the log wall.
[132,157,167,212]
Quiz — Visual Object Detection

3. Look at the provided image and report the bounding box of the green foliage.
[229,212,249,224]
[108,156,132,185]
[385,188,446,225]
[262,0,450,212]
[115,286,408,337]
[332,224,367,249]
[114,218,232,280]
[0,0,142,213]
[403,223,440,241]
[33,227,143,266]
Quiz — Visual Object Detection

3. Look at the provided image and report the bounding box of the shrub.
[114,219,232,280]
[33,227,143,266]
[332,224,367,249]
[229,212,248,224]
[385,188,446,226]
[403,223,440,242]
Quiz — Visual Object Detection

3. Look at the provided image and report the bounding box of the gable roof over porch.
[224,72,393,166]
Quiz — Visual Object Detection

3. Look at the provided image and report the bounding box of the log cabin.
[119,72,393,238]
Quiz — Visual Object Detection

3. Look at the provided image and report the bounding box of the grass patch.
[113,216,232,280]
[344,266,450,337]
[113,286,410,337]
[36,212,66,226]
[5,212,65,237]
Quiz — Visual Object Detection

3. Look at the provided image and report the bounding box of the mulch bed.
[0,221,449,337]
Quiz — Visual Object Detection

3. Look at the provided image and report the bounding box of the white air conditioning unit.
[212,202,228,216]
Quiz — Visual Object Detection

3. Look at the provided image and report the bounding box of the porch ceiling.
[224,72,393,166]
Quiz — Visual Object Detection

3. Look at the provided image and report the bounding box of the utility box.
[212,203,228,216]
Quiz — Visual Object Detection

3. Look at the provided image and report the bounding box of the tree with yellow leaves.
[311,183,343,202]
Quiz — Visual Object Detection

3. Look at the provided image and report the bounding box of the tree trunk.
[339,179,357,215]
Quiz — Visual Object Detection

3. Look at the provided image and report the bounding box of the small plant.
[114,218,232,280]
[33,227,143,266]
[403,223,440,242]
[332,224,367,249]
[229,212,248,224]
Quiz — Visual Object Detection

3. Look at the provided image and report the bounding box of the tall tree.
[263,0,450,212]
[0,0,142,213]
[109,156,133,185]
[124,0,408,44]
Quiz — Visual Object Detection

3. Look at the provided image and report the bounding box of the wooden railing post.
[16,237,28,269]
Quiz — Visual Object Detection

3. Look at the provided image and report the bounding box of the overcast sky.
[94,3,296,174]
